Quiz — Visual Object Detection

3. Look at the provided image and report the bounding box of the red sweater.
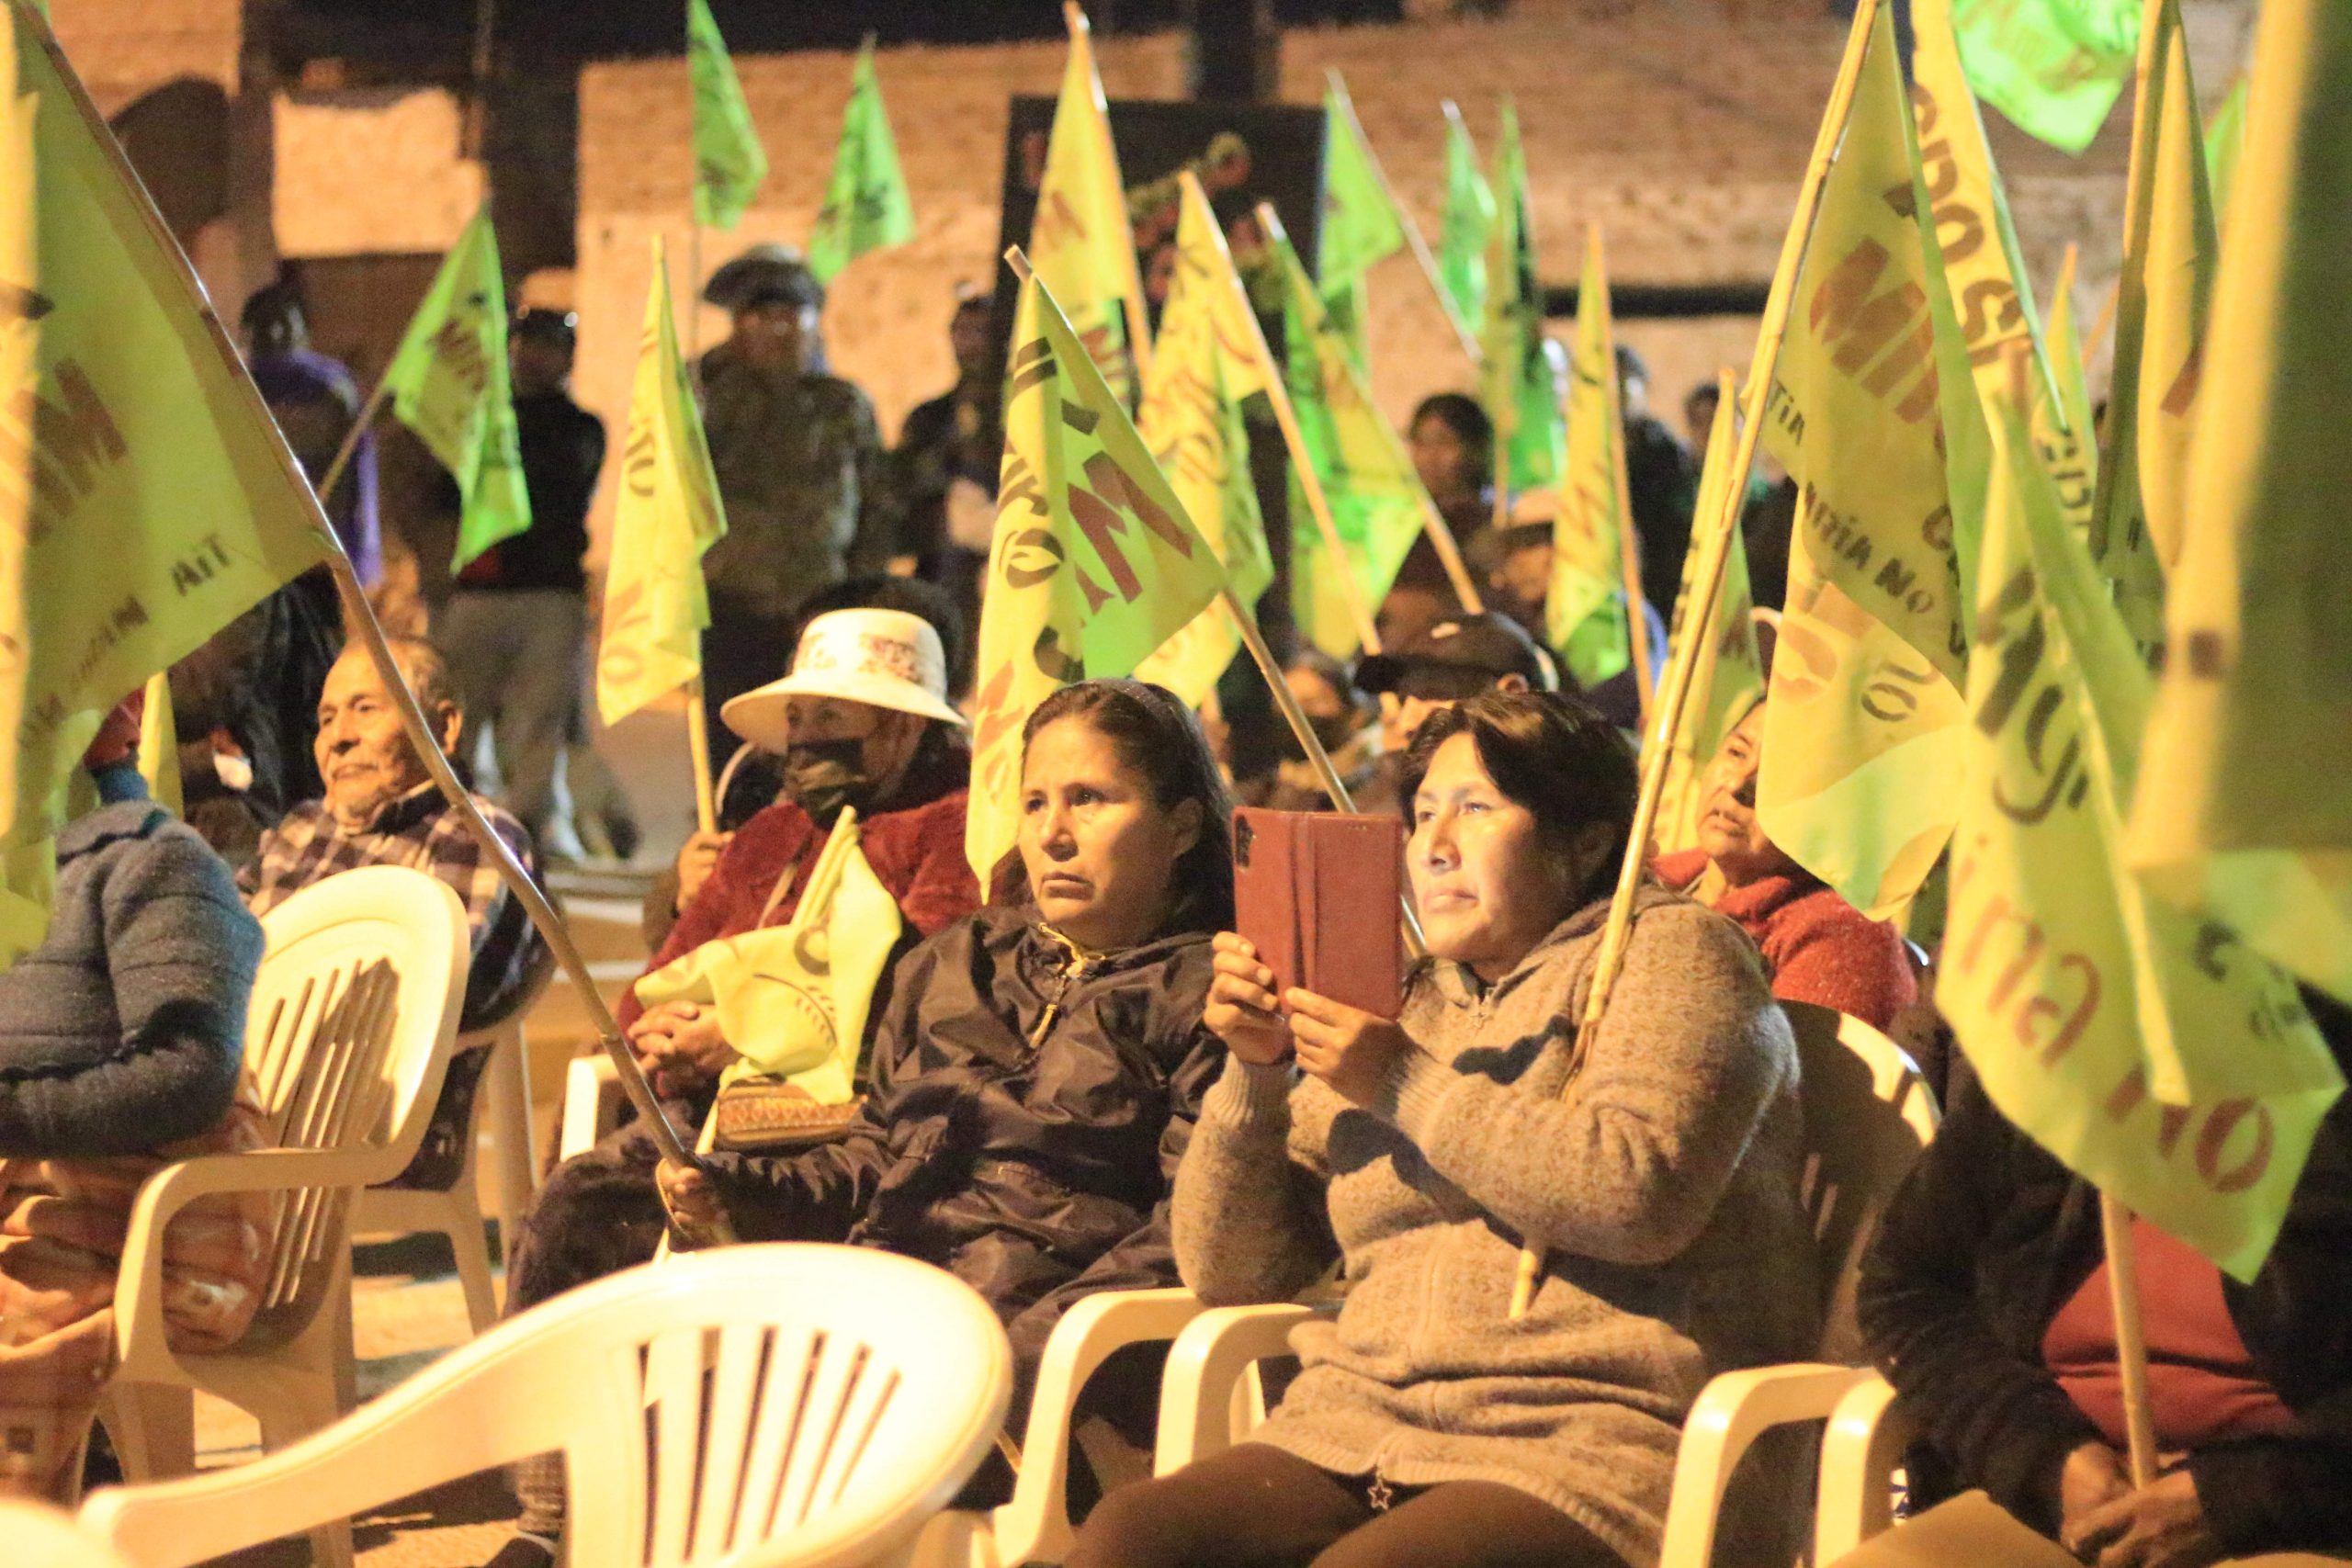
[618,785,981,1027]
[1652,849,1917,1032]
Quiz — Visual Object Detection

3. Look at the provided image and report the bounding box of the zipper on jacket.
[1025,926,1095,1052]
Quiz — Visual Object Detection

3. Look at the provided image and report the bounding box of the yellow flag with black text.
[1132,175,1274,709]
[965,267,1227,884]
[1946,386,2340,1280]
[1546,228,1632,693]
[1755,1,1978,919]
[0,7,332,965]
[2127,0,2352,1008]
[1028,6,1148,405]
[596,240,729,727]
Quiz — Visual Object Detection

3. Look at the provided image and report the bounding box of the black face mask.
[780,739,877,826]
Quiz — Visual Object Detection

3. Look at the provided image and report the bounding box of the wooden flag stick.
[315,374,395,513]
[2099,1192,2163,1486]
[1506,0,1884,1319]
[684,678,720,834]
[28,5,718,1237]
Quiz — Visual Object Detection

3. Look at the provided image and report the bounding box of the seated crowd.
[1,575,2344,1568]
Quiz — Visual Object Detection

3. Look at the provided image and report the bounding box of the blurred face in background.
[1410,412,1479,502]
[1695,704,1803,886]
[731,299,819,373]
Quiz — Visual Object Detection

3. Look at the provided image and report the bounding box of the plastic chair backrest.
[241,865,468,1330]
[1780,1002,1938,1365]
[80,1246,1012,1568]
[2,1500,140,1568]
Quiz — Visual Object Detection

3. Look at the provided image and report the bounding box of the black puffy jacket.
[700,906,1224,1392]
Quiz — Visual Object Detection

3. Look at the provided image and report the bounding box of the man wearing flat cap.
[695,244,893,754]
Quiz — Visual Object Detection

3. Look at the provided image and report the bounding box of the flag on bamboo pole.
[1273,230,1433,661]
[2088,0,2217,651]
[2204,74,2248,236]
[1753,0,1982,919]
[382,208,532,572]
[1949,0,2139,154]
[1945,381,2341,1280]
[1131,175,1275,709]
[1483,99,1562,492]
[807,38,913,285]
[0,6,333,965]
[1653,378,1764,855]
[2127,0,2352,1008]
[135,672,180,816]
[1435,101,1492,345]
[596,240,729,727]
[1547,228,1633,693]
[965,265,1227,884]
[687,0,767,230]
[1029,4,1149,406]
[1318,73,1405,300]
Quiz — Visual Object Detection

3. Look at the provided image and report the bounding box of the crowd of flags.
[4,0,2348,1294]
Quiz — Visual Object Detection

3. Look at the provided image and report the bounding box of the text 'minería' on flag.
[382,207,533,573]
[1131,175,1275,710]
[0,6,332,965]
[687,0,769,231]
[964,261,1227,885]
[596,238,729,728]
[807,37,914,285]
[2126,0,2352,1008]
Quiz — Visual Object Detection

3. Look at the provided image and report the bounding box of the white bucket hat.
[719,608,967,750]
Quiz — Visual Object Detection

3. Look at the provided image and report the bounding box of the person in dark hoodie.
[1846,993,2352,1568]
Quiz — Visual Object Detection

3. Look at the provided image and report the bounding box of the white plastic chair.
[1814,1371,1914,1565]
[98,865,468,1541]
[0,1501,140,1568]
[354,953,556,1331]
[1111,1004,1938,1568]
[79,1245,1013,1568]
[560,1047,628,1161]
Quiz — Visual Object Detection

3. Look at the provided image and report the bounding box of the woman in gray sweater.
[1069,692,1818,1568]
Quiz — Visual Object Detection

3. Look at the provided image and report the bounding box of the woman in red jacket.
[1650,698,1917,1032]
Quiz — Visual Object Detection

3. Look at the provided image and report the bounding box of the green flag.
[1950,0,2139,154]
[688,0,768,231]
[1435,100,1492,346]
[2204,73,2249,236]
[1318,73,1406,299]
[807,39,912,285]
[1483,98,1562,493]
[382,208,531,572]
[1274,231,1434,661]
[1946,384,2340,1281]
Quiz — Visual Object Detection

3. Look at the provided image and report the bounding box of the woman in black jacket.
[1850,995,2352,1568]
[661,677,1232,1399]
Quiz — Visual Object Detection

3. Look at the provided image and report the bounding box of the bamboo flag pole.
[1004,245,1425,958]
[315,378,394,516]
[1506,0,1884,1320]
[25,7,722,1239]
[2099,1193,2163,1486]
[1326,70,1481,371]
[684,680,720,833]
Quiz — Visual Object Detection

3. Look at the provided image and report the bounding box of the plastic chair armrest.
[1153,1303,1327,1476]
[1657,1361,1877,1568]
[1815,1371,1909,1565]
[559,1053,621,1162]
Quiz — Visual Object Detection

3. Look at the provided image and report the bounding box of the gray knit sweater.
[0,800,263,1157]
[1172,887,1818,1568]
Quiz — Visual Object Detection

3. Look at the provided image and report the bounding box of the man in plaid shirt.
[241,636,543,1032]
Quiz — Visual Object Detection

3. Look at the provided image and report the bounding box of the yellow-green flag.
[2089,0,2217,649]
[135,671,179,816]
[1274,231,1433,661]
[1755,1,1979,918]
[383,208,532,572]
[687,0,768,231]
[1547,227,1632,692]
[2126,0,2352,1008]
[1946,384,2340,1280]
[2204,73,2249,236]
[1434,100,1492,350]
[0,6,332,965]
[1132,175,1274,709]
[596,239,729,727]
[1653,375,1764,855]
[807,38,912,286]
[2039,243,2100,535]
[1482,99,1562,493]
[1949,0,2138,154]
[1029,5,1148,405]
[1318,73,1406,299]
[966,265,1227,884]
[635,806,902,1107]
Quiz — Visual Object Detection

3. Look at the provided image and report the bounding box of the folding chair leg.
[102,1380,196,1483]
[448,1205,500,1335]
[254,1374,356,1568]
